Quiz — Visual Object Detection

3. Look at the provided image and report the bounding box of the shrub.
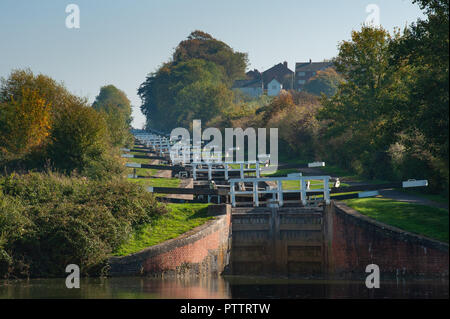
[47,102,108,174]
[0,172,167,278]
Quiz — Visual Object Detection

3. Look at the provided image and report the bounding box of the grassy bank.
[114,203,213,256]
[116,148,213,256]
[128,177,181,188]
[344,198,449,243]
[117,145,213,256]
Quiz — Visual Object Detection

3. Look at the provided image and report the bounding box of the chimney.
[283,61,288,68]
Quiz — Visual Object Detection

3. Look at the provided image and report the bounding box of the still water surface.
[0,276,448,299]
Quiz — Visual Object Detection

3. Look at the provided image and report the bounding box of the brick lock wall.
[326,202,449,277]
[143,228,222,273]
[108,204,231,277]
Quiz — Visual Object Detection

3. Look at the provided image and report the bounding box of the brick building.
[294,60,333,91]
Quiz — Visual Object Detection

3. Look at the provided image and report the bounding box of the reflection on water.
[0,276,448,299]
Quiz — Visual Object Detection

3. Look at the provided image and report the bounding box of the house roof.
[246,69,262,80]
[262,62,293,88]
[232,78,263,89]
[295,61,333,73]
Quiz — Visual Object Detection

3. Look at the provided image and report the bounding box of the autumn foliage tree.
[261,91,295,125]
[0,88,52,159]
[0,70,123,179]
[0,69,83,117]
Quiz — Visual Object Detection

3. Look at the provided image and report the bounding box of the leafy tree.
[92,85,133,147]
[47,101,109,174]
[0,69,84,117]
[174,81,234,128]
[92,85,132,125]
[139,58,232,130]
[266,92,322,159]
[0,70,126,178]
[303,67,344,97]
[173,30,248,84]
[318,26,410,179]
[98,108,133,148]
[389,0,449,191]
[0,88,52,158]
[138,31,248,130]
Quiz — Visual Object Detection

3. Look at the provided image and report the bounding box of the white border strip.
[402,180,428,188]
[126,163,141,168]
[308,161,325,168]
[358,191,379,198]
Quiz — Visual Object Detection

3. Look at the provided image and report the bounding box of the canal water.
[0,276,448,299]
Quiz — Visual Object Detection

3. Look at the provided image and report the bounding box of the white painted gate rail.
[134,134,171,156]
[229,174,331,207]
[189,161,263,181]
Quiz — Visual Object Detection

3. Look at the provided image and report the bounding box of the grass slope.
[114,203,213,256]
[344,198,449,243]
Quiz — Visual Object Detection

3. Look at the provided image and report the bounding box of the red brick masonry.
[109,201,448,278]
[325,201,449,277]
[108,204,231,277]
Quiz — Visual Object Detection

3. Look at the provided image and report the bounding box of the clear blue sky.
[0,0,425,128]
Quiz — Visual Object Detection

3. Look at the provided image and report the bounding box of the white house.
[267,78,282,96]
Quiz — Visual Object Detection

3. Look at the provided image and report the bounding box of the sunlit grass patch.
[114,203,213,256]
[344,197,449,243]
[126,167,157,177]
[281,180,349,190]
[128,177,180,188]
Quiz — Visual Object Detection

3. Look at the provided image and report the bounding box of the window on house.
[297,72,306,76]
[272,85,277,89]
[298,80,305,84]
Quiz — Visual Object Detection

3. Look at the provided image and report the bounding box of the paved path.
[378,189,448,210]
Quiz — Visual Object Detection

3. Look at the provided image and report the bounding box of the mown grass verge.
[282,180,349,190]
[128,177,180,188]
[343,198,449,243]
[114,203,213,256]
